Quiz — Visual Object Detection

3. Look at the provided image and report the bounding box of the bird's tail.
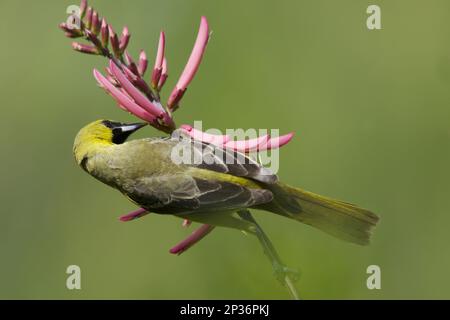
[260,182,379,245]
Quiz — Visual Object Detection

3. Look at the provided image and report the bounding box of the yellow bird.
[74,119,379,245]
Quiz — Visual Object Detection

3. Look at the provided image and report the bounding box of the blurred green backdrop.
[1,0,450,299]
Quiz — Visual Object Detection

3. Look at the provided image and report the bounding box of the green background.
[1,0,449,299]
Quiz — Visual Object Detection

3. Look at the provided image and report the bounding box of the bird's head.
[73,119,147,166]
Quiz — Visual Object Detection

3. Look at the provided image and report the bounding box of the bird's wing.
[126,172,273,215]
[113,137,275,215]
[171,136,279,184]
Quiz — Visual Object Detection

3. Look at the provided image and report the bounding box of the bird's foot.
[273,261,300,284]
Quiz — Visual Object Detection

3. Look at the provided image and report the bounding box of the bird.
[73,119,379,245]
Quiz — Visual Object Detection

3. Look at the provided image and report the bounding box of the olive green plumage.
[74,120,379,245]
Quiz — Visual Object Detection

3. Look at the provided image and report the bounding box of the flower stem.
[237,209,300,300]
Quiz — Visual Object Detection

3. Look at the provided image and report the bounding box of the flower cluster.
[60,0,295,255]
[60,0,211,133]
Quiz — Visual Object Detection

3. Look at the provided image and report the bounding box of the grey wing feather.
[126,174,273,215]
[172,136,278,184]
[119,136,275,215]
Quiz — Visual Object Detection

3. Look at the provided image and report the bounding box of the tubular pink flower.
[151,31,165,88]
[116,103,129,112]
[111,63,175,130]
[160,110,176,130]
[59,23,71,32]
[138,50,148,76]
[121,64,139,81]
[180,124,230,145]
[180,125,294,152]
[175,17,209,90]
[167,16,209,109]
[119,208,149,222]
[224,135,270,152]
[64,32,80,39]
[79,0,88,19]
[105,66,118,85]
[85,29,102,49]
[119,26,130,53]
[109,61,165,117]
[85,6,93,30]
[122,66,154,98]
[72,42,98,54]
[60,23,83,38]
[157,57,168,90]
[108,25,120,58]
[167,89,185,111]
[100,18,108,47]
[155,32,165,69]
[93,69,157,123]
[92,11,100,35]
[124,51,139,76]
[59,23,82,35]
[265,132,295,149]
[169,224,215,255]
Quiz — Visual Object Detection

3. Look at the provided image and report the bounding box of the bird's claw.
[273,262,300,283]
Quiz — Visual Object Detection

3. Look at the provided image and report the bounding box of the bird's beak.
[118,122,148,133]
[111,122,147,144]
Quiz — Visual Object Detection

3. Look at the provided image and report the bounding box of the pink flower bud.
[180,124,230,144]
[93,68,158,124]
[85,29,102,50]
[59,23,73,33]
[224,135,270,152]
[92,11,100,35]
[124,51,139,76]
[109,61,165,118]
[85,6,93,30]
[138,50,148,76]
[101,18,109,47]
[119,208,148,222]
[119,26,131,54]
[59,23,82,37]
[157,57,168,90]
[180,125,295,152]
[265,132,295,149]
[169,224,215,255]
[79,0,88,19]
[151,31,165,88]
[72,42,98,54]
[108,25,120,58]
[64,32,80,38]
[121,66,159,104]
[168,17,209,109]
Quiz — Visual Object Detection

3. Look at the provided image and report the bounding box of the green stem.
[237,210,300,300]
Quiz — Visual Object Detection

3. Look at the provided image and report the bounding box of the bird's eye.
[102,120,122,128]
[111,127,130,144]
[112,128,122,135]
